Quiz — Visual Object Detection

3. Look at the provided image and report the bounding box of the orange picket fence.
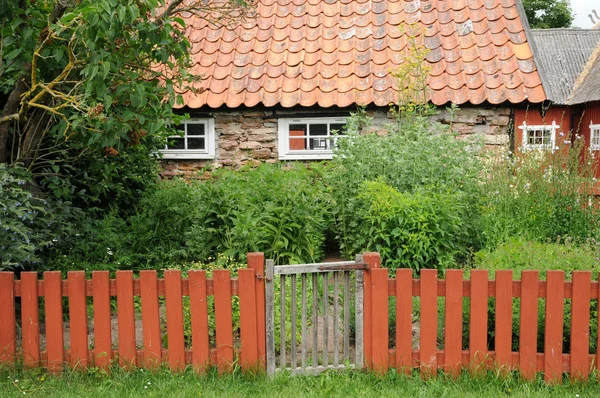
[0,253,266,373]
[362,252,600,384]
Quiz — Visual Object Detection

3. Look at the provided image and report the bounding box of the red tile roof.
[178,0,546,109]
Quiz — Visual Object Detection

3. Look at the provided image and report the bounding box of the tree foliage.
[522,0,574,29]
[0,0,250,208]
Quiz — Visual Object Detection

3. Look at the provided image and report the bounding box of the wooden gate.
[265,255,366,376]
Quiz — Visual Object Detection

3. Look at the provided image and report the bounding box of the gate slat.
[544,271,565,384]
[333,271,339,367]
[117,271,137,368]
[470,270,488,374]
[45,271,64,373]
[140,270,161,369]
[68,271,89,370]
[444,269,462,377]
[21,272,40,368]
[301,274,308,368]
[188,270,209,371]
[312,273,318,368]
[323,272,329,368]
[92,271,112,369]
[214,270,234,373]
[570,271,591,381]
[420,269,438,378]
[519,270,539,380]
[495,270,513,373]
[343,271,350,362]
[280,274,286,368]
[291,274,297,369]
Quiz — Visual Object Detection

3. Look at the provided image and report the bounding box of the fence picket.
[519,270,539,380]
[92,271,112,369]
[116,271,137,368]
[396,269,413,373]
[544,271,565,384]
[21,272,40,368]
[239,269,259,370]
[140,270,161,369]
[571,271,592,381]
[68,271,89,369]
[495,270,513,372]
[247,253,266,366]
[188,270,209,371]
[420,269,438,377]
[45,272,64,373]
[214,270,234,373]
[444,270,463,377]
[165,270,185,371]
[371,268,389,374]
[0,272,15,366]
[470,270,488,373]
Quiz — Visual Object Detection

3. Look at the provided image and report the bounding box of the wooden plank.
[214,270,234,373]
[333,271,339,366]
[20,272,40,368]
[67,271,89,370]
[188,270,209,372]
[495,270,513,372]
[312,273,318,368]
[355,266,364,369]
[420,269,438,378]
[266,260,276,377]
[239,269,259,370]
[323,272,329,367]
[280,274,286,368]
[371,268,389,375]
[116,271,137,368]
[396,269,413,374]
[0,272,15,366]
[544,271,565,384]
[274,261,363,275]
[519,270,539,380]
[302,274,308,368]
[570,271,591,381]
[92,271,111,369]
[291,274,297,369]
[165,270,186,371]
[343,271,350,362]
[470,270,488,374]
[363,252,380,369]
[444,269,463,378]
[140,270,161,369]
[44,271,64,373]
[247,253,266,367]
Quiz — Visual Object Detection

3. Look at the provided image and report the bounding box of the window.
[519,121,558,151]
[277,117,347,160]
[591,123,600,151]
[161,118,215,159]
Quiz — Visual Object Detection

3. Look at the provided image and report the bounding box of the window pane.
[187,123,205,136]
[167,137,185,150]
[289,125,307,150]
[309,137,328,150]
[309,124,328,136]
[175,124,185,134]
[188,137,206,150]
[330,123,345,134]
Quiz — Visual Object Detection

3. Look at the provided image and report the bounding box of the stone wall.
[160,105,512,178]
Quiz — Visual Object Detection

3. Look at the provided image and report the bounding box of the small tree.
[522,0,574,29]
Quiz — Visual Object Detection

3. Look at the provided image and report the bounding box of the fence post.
[247,252,266,369]
[363,252,381,370]
[0,272,15,366]
[239,268,259,371]
[371,266,389,374]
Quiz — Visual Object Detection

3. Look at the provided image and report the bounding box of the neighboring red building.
[513,29,600,177]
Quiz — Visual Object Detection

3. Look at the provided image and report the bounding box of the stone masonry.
[160,105,512,178]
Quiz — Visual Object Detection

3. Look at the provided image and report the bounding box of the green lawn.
[1,367,598,397]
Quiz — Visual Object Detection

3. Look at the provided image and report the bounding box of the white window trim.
[277,117,347,160]
[519,121,558,151]
[590,122,600,151]
[160,118,215,160]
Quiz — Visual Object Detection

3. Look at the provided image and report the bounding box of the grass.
[1,366,599,397]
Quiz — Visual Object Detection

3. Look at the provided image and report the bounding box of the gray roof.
[568,45,600,105]
[530,29,600,104]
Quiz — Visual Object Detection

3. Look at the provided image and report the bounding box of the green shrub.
[346,181,466,272]
[479,139,600,248]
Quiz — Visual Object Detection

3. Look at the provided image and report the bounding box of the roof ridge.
[568,41,600,105]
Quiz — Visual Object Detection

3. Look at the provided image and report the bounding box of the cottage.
[162,0,548,177]
[514,28,600,176]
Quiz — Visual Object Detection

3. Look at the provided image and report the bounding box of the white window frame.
[277,117,347,160]
[590,122,600,151]
[519,121,558,151]
[160,118,215,160]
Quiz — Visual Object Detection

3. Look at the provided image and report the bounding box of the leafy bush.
[327,106,483,269]
[186,163,331,264]
[347,181,466,271]
[0,164,83,270]
[479,139,600,248]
